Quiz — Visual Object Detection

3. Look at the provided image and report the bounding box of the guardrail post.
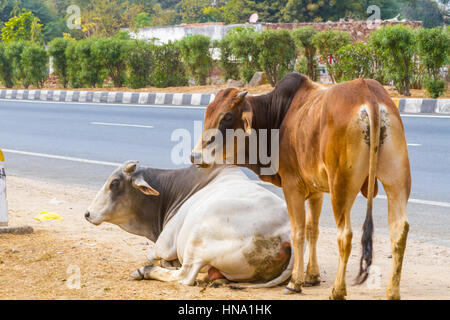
[0,148,33,234]
[0,148,8,226]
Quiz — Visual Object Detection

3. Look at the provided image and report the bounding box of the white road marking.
[91,122,154,129]
[0,98,207,109]
[3,149,121,167]
[255,181,450,208]
[401,114,450,119]
[407,143,422,147]
[377,195,450,208]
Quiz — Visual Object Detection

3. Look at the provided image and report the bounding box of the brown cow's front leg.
[282,180,306,294]
[304,192,323,287]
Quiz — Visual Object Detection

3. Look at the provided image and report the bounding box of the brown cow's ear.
[237,91,247,101]
[242,111,253,135]
[132,177,160,196]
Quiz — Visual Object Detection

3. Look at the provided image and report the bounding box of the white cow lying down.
[85,161,293,288]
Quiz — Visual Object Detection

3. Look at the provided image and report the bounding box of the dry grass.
[0,175,449,300]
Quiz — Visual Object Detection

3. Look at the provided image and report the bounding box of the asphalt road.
[1,99,449,246]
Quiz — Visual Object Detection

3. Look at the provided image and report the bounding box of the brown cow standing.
[191,73,411,300]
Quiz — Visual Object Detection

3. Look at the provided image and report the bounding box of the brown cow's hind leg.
[329,180,359,300]
[383,183,409,300]
[304,192,323,286]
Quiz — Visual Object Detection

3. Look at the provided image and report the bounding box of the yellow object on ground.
[35,212,63,221]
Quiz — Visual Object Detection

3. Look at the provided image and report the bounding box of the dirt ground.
[0,175,449,300]
[2,82,449,98]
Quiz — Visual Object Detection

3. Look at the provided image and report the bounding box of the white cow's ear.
[132,177,159,196]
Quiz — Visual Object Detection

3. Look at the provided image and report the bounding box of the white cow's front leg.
[148,248,160,265]
[131,262,204,285]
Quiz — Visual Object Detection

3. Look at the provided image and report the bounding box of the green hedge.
[1,25,449,97]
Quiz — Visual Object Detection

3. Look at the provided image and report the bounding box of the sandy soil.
[2,83,449,98]
[0,175,449,300]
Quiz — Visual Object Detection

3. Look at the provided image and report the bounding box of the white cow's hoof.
[130,268,145,280]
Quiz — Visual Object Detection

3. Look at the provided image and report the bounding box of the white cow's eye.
[110,179,120,190]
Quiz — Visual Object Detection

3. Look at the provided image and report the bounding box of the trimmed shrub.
[177,35,212,85]
[216,37,239,82]
[423,77,446,99]
[92,37,130,87]
[126,40,156,89]
[334,42,374,82]
[369,25,416,96]
[292,27,318,80]
[48,38,72,88]
[6,41,29,88]
[152,42,188,88]
[255,29,297,87]
[21,43,48,88]
[66,39,106,88]
[227,27,261,83]
[0,43,14,88]
[313,30,352,83]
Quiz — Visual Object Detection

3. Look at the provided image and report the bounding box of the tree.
[126,40,156,88]
[216,37,239,81]
[416,27,450,97]
[292,26,318,80]
[80,0,144,37]
[313,29,352,83]
[180,0,210,23]
[334,42,374,82]
[66,38,106,88]
[92,37,130,87]
[177,34,212,85]
[281,0,329,22]
[223,0,250,23]
[369,25,416,96]
[255,29,297,86]
[21,42,48,88]
[149,3,180,26]
[0,43,15,88]
[227,27,261,83]
[5,41,29,88]
[401,0,444,28]
[152,41,188,87]
[48,37,71,87]
[1,10,43,43]
[133,12,152,31]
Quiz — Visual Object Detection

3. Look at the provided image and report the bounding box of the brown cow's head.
[191,88,252,167]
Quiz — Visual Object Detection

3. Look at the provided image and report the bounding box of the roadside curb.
[0,89,449,113]
[0,89,215,107]
[391,98,450,114]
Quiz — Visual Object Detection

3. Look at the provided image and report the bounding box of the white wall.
[130,23,262,44]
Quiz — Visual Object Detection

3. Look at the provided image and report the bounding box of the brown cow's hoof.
[329,288,346,300]
[386,289,401,300]
[304,279,321,287]
[283,286,302,295]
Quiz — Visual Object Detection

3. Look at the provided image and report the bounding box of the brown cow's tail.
[355,98,380,285]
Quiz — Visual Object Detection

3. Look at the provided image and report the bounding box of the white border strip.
[3,149,121,167]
